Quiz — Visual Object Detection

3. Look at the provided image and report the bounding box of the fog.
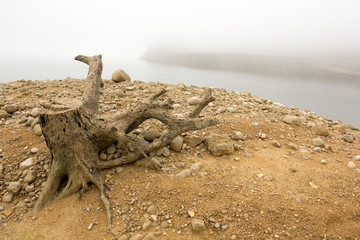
[1,0,360,59]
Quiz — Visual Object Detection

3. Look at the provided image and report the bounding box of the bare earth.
[0,78,359,240]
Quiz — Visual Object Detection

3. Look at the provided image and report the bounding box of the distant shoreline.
[141,51,360,87]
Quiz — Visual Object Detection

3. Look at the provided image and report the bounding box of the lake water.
[1,56,359,127]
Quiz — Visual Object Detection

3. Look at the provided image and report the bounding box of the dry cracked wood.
[34,54,218,228]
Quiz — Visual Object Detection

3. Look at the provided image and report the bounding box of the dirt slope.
[0,78,359,240]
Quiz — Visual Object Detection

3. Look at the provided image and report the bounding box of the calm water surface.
[1,57,359,127]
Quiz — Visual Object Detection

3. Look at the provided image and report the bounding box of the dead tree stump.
[34,54,218,227]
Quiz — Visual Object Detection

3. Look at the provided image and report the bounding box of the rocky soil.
[0,78,360,240]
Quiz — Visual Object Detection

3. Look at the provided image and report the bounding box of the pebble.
[312,125,329,136]
[33,124,43,136]
[20,158,34,169]
[205,134,234,156]
[24,169,37,183]
[187,96,201,105]
[191,218,206,232]
[320,159,327,164]
[142,218,152,230]
[188,210,195,217]
[190,162,202,171]
[106,144,116,154]
[0,110,9,118]
[283,115,301,126]
[355,155,360,161]
[170,136,183,152]
[1,104,17,114]
[2,192,13,203]
[30,147,39,153]
[7,182,21,193]
[144,129,160,141]
[234,131,245,141]
[175,169,192,179]
[309,182,319,189]
[344,135,355,143]
[272,140,281,148]
[312,138,324,147]
[347,161,356,169]
[161,147,171,157]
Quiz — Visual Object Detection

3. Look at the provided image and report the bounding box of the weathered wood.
[34,54,218,228]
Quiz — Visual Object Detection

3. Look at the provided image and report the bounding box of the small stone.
[30,147,39,154]
[187,96,201,105]
[142,218,152,230]
[144,129,160,141]
[20,158,34,169]
[355,168,360,174]
[190,162,202,171]
[234,131,245,140]
[312,138,324,147]
[344,135,355,143]
[320,159,327,164]
[205,134,234,156]
[355,155,360,161]
[113,89,125,97]
[170,136,183,152]
[221,224,228,231]
[87,223,94,230]
[160,220,169,228]
[99,152,107,161]
[309,182,319,189]
[2,192,13,203]
[161,147,171,157]
[112,69,131,82]
[24,169,37,183]
[0,110,9,118]
[8,182,21,193]
[272,140,281,148]
[230,235,237,240]
[106,144,117,154]
[287,142,299,150]
[175,169,192,179]
[290,167,297,172]
[147,205,156,214]
[33,124,43,136]
[188,210,195,217]
[183,135,203,147]
[347,161,356,169]
[312,125,329,136]
[191,218,206,232]
[245,153,253,158]
[283,115,301,126]
[1,105,17,114]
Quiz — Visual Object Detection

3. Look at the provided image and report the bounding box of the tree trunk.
[34,54,218,228]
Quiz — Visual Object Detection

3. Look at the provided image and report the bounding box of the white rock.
[355,155,360,161]
[30,147,39,154]
[20,158,34,169]
[187,97,201,105]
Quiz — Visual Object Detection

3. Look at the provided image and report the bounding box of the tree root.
[34,54,218,229]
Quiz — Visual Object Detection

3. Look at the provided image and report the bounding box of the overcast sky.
[1,0,360,59]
